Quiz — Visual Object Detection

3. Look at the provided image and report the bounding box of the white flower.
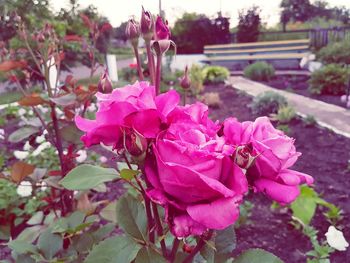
[17,181,33,197]
[14,150,29,160]
[325,226,349,251]
[0,129,4,140]
[87,103,97,112]
[35,134,46,144]
[99,156,108,163]
[32,142,51,156]
[23,141,31,151]
[76,150,87,163]
[18,108,26,116]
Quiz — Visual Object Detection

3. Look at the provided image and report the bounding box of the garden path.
[229,76,350,138]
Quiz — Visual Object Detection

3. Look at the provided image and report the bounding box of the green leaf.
[91,223,115,241]
[50,93,76,106]
[233,249,283,263]
[116,194,147,241]
[66,211,86,229]
[290,186,318,225]
[201,226,236,263]
[120,169,139,181]
[37,229,63,260]
[60,164,118,190]
[0,90,23,105]
[100,201,118,223]
[135,247,167,263]
[8,240,37,255]
[8,126,39,143]
[60,123,83,144]
[84,236,141,263]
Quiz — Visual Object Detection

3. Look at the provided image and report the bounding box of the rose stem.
[145,40,155,85]
[132,45,144,81]
[155,54,162,95]
[169,238,180,262]
[182,230,214,263]
[183,89,187,106]
[152,203,167,258]
[123,153,155,243]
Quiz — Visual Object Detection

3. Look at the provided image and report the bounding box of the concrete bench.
[203,39,310,70]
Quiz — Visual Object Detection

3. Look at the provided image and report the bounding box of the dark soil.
[261,75,348,109]
[204,84,350,263]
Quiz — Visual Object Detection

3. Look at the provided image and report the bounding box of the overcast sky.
[51,0,350,27]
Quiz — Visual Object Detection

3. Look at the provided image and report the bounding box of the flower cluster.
[76,81,313,238]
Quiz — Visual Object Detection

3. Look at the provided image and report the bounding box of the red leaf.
[11,161,35,183]
[80,13,92,29]
[64,35,83,42]
[18,93,47,106]
[0,60,27,72]
[100,22,113,33]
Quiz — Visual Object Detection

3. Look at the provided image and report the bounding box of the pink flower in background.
[154,16,170,40]
[75,81,180,148]
[224,117,313,205]
[145,103,247,237]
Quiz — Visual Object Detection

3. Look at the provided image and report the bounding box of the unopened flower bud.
[141,7,153,39]
[98,70,113,94]
[234,143,256,169]
[124,129,147,156]
[180,66,191,90]
[155,16,170,41]
[126,18,140,46]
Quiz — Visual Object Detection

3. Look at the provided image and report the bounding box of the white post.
[106,54,118,82]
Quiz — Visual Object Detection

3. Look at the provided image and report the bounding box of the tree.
[280,0,313,23]
[172,12,231,54]
[236,6,261,43]
[115,21,128,43]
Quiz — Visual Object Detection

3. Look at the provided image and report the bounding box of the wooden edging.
[204,45,309,55]
[204,39,310,49]
[207,53,308,61]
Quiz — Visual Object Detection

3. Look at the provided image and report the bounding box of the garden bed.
[259,75,347,109]
[204,84,350,263]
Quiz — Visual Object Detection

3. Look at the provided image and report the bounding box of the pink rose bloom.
[154,15,170,40]
[146,103,247,237]
[224,117,313,205]
[75,81,180,147]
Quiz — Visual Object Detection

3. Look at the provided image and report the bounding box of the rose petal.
[254,178,300,204]
[171,215,206,238]
[187,196,241,230]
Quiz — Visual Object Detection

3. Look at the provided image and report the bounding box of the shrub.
[270,105,296,124]
[244,62,275,81]
[249,91,288,115]
[189,64,205,95]
[202,66,230,84]
[309,64,350,95]
[200,92,222,108]
[318,40,350,65]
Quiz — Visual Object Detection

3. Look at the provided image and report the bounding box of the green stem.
[183,89,187,105]
[182,230,213,263]
[152,203,167,258]
[169,238,180,263]
[155,54,162,95]
[132,45,144,81]
[145,40,155,85]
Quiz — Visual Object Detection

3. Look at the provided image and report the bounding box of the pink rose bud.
[98,70,113,94]
[180,66,191,90]
[125,18,140,42]
[234,143,256,170]
[124,129,148,156]
[155,16,170,40]
[141,7,153,38]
